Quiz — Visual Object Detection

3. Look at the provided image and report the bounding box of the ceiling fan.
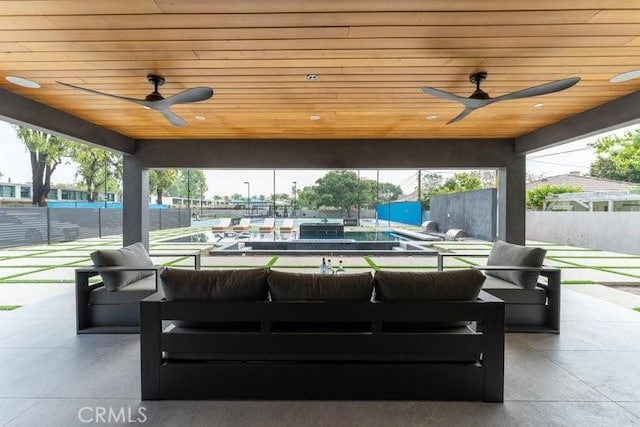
[421,72,580,124]
[57,74,213,127]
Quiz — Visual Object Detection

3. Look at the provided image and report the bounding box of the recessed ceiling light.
[426,115,438,120]
[309,114,321,121]
[306,74,319,81]
[194,115,206,121]
[534,103,544,108]
[5,75,40,89]
[610,69,640,83]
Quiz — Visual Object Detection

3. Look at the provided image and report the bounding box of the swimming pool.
[166,230,411,243]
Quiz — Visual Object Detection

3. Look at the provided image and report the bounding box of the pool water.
[166,230,411,243]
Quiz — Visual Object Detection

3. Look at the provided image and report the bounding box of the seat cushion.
[268,270,373,301]
[90,242,154,291]
[89,275,157,305]
[486,240,547,289]
[161,268,269,301]
[373,269,485,301]
[482,275,547,305]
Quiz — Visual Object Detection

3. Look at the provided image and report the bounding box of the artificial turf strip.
[266,256,279,268]
[0,305,21,310]
[562,280,598,285]
[597,268,640,280]
[453,256,480,267]
[0,266,62,281]
[363,256,379,271]
[160,255,196,267]
[634,308,640,313]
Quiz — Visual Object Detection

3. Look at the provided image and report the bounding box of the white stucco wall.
[526,211,640,255]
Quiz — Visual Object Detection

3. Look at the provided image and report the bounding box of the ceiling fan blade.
[160,87,213,107]
[421,86,488,108]
[447,106,478,124]
[492,77,580,102]
[159,109,187,127]
[421,86,469,104]
[56,81,152,108]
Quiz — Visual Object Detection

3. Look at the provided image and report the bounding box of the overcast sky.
[0,120,637,198]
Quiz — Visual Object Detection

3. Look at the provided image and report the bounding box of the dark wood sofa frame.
[437,253,561,333]
[140,291,505,402]
[75,253,200,334]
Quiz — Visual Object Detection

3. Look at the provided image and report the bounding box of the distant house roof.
[526,173,637,192]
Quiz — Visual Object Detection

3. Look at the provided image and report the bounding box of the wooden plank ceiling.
[0,0,639,140]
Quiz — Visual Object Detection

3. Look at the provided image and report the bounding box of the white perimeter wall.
[527,211,640,255]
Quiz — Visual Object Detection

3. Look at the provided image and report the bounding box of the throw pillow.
[486,240,547,289]
[90,242,154,291]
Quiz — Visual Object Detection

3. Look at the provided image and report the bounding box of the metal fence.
[0,207,191,248]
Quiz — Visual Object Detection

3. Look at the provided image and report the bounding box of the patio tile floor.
[0,232,640,425]
[0,288,639,426]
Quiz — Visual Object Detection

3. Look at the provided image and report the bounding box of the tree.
[377,182,402,202]
[438,172,484,193]
[149,170,178,205]
[70,144,120,202]
[590,156,640,183]
[419,172,444,210]
[170,170,208,200]
[314,170,360,217]
[589,129,640,183]
[359,179,402,205]
[296,186,319,209]
[526,184,582,210]
[14,126,74,206]
[421,171,490,210]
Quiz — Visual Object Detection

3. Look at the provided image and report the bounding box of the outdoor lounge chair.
[233,218,252,232]
[211,218,231,233]
[279,218,294,233]
[259,218,275,233]
[75,242,200,334]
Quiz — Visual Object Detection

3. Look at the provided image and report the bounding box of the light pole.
[104,157,108,209]
[292,181,297,217]
[186,169,191,210]
[244,181,250,216]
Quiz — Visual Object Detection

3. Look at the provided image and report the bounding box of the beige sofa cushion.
[89,275,158,305]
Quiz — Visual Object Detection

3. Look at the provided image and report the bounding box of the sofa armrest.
[475,265,561,333]
[76,266,163,291]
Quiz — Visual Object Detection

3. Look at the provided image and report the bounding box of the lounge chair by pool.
[279,218,294,233]
[259,218,275,233]
[233,218,252,232]
[211,218,231,233]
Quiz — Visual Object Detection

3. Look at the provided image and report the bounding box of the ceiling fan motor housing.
[145,74,166,101]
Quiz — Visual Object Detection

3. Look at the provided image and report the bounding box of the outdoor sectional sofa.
[438,240,561,333]
[75,242,200,333]
[140,268,505,402]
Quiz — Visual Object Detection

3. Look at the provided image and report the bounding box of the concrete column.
[123,156,149,249]
[497,156,526,244]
